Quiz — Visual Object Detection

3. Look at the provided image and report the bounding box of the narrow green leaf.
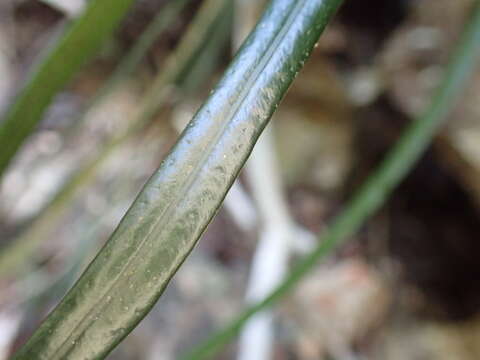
[182,3,480,359]
[0,0,136,179]
[0,0,225,279]
[90,0,191,108]
[178,2,233,94]
[11,0,343,359]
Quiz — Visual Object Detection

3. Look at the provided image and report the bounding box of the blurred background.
[1,0,480,359]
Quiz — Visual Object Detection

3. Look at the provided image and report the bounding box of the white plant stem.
[171,9,316,356]
[237,125,295,360]
[38,0,86,18]
[232,1,315,359]
[223,181,257,232]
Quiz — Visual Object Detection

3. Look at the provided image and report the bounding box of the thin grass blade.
[181,3,480,359]
[11,0,344,358]
[0,0,226,279]
[91,0,191,109]
[0,0,136,179]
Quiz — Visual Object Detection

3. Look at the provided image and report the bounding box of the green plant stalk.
[131,0,231,128]
[12,0,343,359]
[181,3,480,359]
[56,0,191,140]
[84,0,192,111]
[0,0,136,179]
[178,2,234,94]
[0,0,228,279]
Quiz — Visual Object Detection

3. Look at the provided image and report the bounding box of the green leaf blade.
[0,0,220,280]
[12,0,343,359]
[0,0,136,179]
[182,2,480,359]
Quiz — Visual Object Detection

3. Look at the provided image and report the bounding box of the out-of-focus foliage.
[0,0,224,279]
[0,0,135,179]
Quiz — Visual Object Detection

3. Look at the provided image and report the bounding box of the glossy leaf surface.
[0,0,135,179]
[12,0,343,359]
